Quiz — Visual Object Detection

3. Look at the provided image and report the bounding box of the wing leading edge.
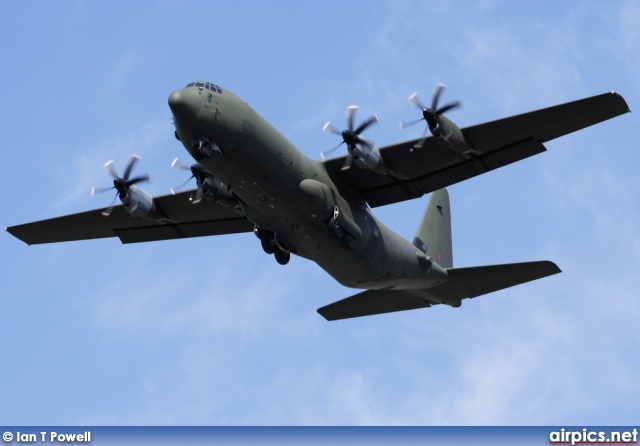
[323,92,630,208]
[317,261,561,320]
[6,190,253,245]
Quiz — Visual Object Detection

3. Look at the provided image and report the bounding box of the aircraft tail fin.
[317,261,560,320]
[413,188,452,268]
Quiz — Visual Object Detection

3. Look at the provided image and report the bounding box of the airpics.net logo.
[549,428,638,445]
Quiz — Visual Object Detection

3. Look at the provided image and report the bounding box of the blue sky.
[1,1,638,425]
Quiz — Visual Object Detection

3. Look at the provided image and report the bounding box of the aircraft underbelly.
[195,105,447,290]
[196,143,381,284]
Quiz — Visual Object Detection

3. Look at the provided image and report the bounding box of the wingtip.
[316,307,334,321]
[610,91,631,113]
[7,225,33,247]
[540,260,562,275]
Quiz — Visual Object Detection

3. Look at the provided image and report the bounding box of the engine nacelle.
[350,143,381,170]
[202,177,238,208]
[348,143,392,176]
[121,185,152,217]
[431,115,474,154]
[120,185,167,221]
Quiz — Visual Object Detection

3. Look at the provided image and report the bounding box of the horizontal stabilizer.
[441,260,561,301]
[317,289,432,321]
[317,261,560,320]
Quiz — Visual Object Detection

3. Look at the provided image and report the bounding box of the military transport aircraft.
[6,82,629,320]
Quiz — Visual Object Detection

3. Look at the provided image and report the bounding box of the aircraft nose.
[168,90,199,120]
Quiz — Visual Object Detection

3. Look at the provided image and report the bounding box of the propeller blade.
[126,174,151,186]
[170,175,195,195]
[405,84,460,146]
[409,92,427,110]
[432,83,447,110]
[412,125,430,150]
[436,100,462,115]
[192,187,204,204]
[354,114,380,135]
[320,141,344,159]
[322,122,341,136]
[400,117,424,130]
[101,192,119,217]
[341,154,353,171]
[123,155,141,180]
[346,105,358,132]
[91,186,114,196]
[103,160,118,179]
[96,156,152,214]
[357,137,376,150]
[321,105,378,166]
[171,158,191,171]
[191,163,211,180]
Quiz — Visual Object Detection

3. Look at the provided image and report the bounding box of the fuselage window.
[186,82,195,88]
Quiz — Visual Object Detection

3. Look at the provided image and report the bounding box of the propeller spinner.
[170,158,213,204]
[321,105,380,171]
[400,83,462,149]
[91,155,151,216]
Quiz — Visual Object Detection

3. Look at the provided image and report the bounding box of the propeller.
[400,83,462,149]
[170,158,212,204]
[321,105,380,170]
[91,155,151,216]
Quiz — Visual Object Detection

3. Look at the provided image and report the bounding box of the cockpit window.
[185,81,223,95]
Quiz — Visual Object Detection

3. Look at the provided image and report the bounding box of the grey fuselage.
[169,82,448,291]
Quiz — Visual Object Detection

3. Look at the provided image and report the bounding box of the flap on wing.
[367,138,545,208]
[114,217,253,244]
[6,190,252,245]
[324,92,629,208]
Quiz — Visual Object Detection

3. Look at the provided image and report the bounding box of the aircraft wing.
[323,92,629,208]
[6,190,254,245]
[317,261,560,320]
